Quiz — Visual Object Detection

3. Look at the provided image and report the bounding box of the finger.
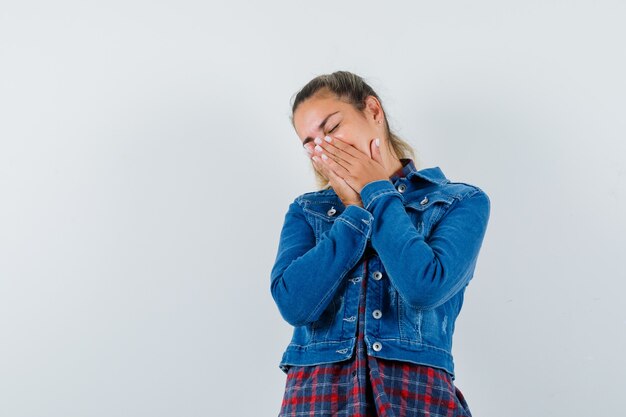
[312,136,353,167]
[311,155,336,181]
[313,156,355,194]
[319,135,365,165]
[319,152,351,179]
[370,137,383,164]
[314,145,352,169]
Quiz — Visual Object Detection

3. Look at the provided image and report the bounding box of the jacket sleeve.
[359,180,491,310]
[270,198,374,327]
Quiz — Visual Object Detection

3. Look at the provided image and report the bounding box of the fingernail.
[315,144,323,152]
[324,135,332,142]
[375,138,380,147]
[321,153,328,160]
[314,137,322,145]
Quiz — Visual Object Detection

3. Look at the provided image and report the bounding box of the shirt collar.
[389,158,449,186]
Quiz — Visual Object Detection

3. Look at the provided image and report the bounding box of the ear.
[365,95,384,123]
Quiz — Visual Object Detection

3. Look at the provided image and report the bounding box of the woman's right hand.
[305,142,363,208]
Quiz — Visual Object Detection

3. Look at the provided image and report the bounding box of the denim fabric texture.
[270,159,491,380]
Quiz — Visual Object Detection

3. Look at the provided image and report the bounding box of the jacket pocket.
[405,191,456,237]
[287,324,315,347]
[310,297,337,341]
[303,201,344,242]
[398,295,422,342]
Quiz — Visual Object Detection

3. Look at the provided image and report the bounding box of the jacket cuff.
[336,204,374,238]
[360,179,404,211]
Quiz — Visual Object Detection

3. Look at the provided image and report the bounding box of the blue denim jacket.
[270,160,491,380]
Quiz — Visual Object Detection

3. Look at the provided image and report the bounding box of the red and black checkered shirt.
[278,158,473,417]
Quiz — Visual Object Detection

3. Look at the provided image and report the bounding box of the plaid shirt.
[278,159,473,417]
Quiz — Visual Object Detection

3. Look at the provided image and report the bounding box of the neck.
[384,153,403,179]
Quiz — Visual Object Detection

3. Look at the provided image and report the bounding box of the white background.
[1,1,625,416]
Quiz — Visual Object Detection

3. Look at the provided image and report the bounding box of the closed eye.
[329,123,339,133]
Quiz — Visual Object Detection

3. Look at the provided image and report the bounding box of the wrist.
[360,179,401,211]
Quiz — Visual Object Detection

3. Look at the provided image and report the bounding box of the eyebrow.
[302,111,340,147]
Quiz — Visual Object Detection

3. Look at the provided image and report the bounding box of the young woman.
[270,71,491,417]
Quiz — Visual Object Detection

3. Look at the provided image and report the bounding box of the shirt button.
[373,271,382,280]
[372,309,382,319]
[397,183,407,193]
[327,206,337,216]
[372,342,382,351]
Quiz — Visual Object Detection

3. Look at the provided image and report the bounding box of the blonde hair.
[290,70,418,190]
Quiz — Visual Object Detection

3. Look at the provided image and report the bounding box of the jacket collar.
[392,158,449,186]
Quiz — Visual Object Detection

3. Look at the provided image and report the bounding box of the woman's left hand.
[312,135,389,194]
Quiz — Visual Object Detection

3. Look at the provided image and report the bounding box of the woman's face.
[293,91,384,159]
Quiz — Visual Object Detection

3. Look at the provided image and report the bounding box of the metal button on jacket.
[372,309,382,319]
[420,196,428,205]
[327,206,336,216]
[397,183,407,193]
[372,271,383,280]
[372,342,382,351]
